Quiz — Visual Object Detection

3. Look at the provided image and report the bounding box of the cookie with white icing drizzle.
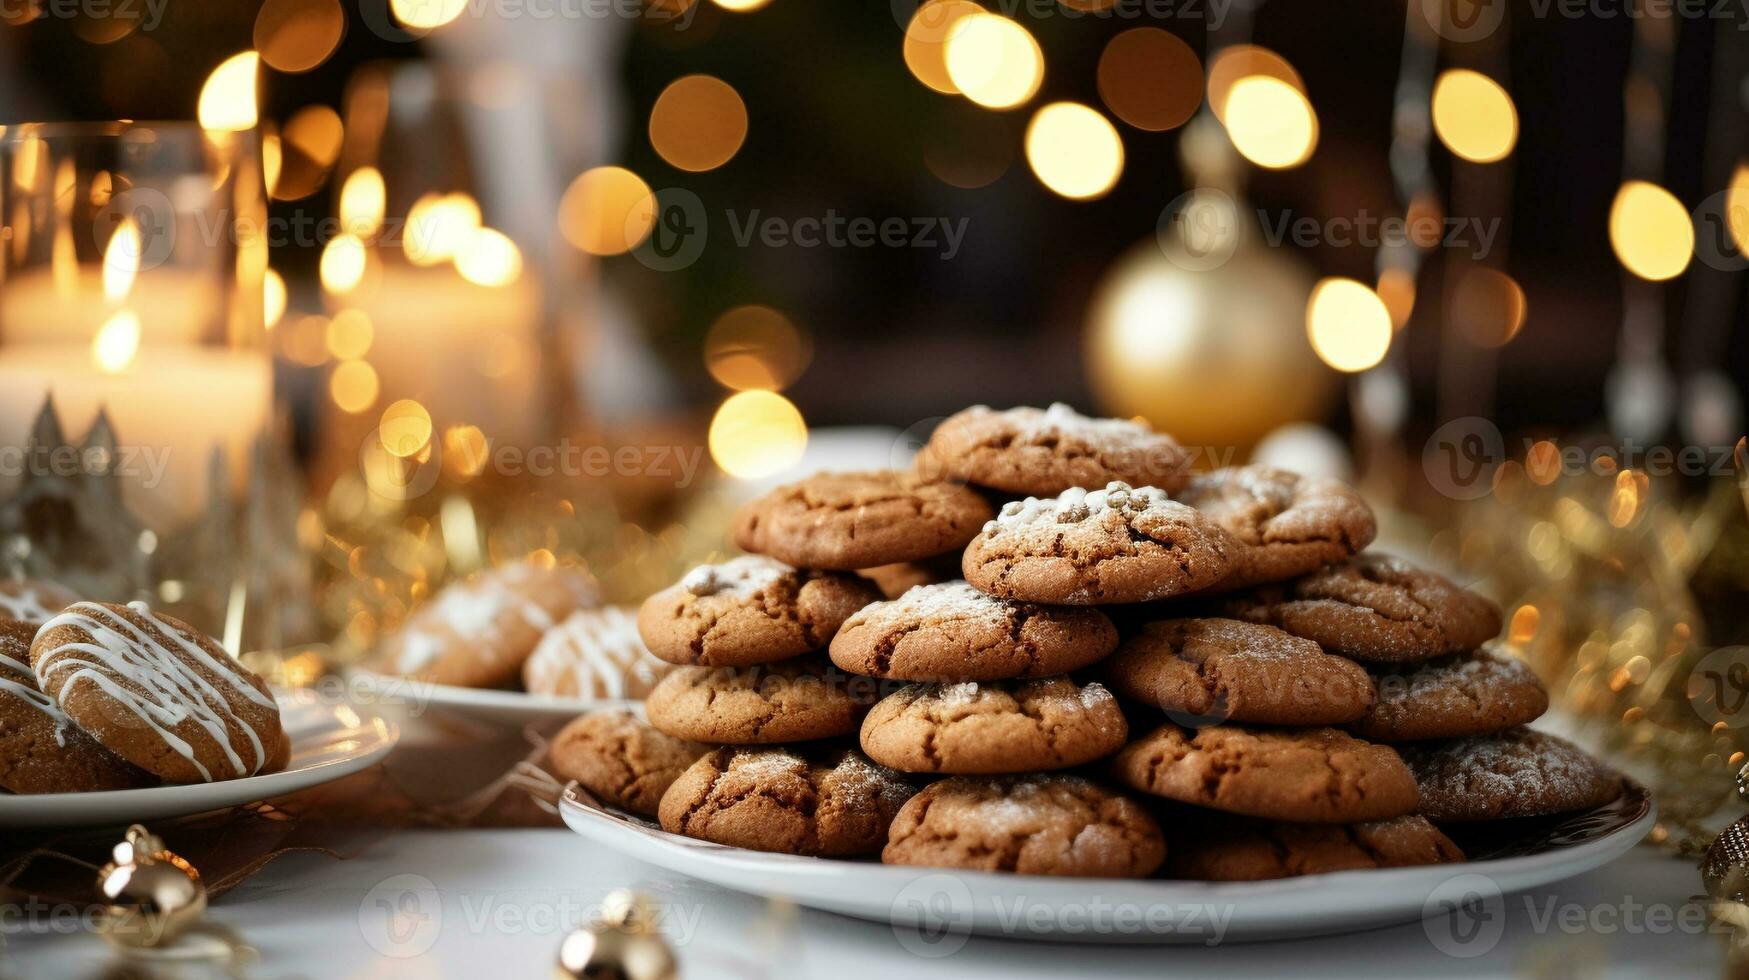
[523,606,674,699]
[0,579,79,628]
[0,619,153,794]
[33,602,289,785]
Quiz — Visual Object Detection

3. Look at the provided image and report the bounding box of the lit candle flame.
[92,310,142,374]
[339,167,386,237]
[103,217,140,301]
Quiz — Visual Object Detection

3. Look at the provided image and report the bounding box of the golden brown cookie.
[1352,647,1548,742]
[915,403,1190,495]
[733,470,993,570]
[377,561,600,688]
[961,482,1237,604]
[1164,813,1463,881]
[857,554,962,599]
[523,607,674,699]
[859,677,1128,774]
[1101,618,1375,726]
[1218,553,1503,663]
[643,657,883,744]
[1174,465,1376,590]
[0,619,153,794]
[1397,728,1622,822]
[882,774,1166,877]
[1110,723,1419,823]
[33,602,289,785]
[830,581,1118,681]
[548,710,707,816]
[659,746,917,856]
[0,579,79,627]
[638,556,879,668]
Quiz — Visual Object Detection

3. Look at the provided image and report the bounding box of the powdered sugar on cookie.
[523,606,672,699]
[680,555,791,598]
[992,482,1174,529]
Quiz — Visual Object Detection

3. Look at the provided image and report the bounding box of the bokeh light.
[1609,180,1694,281]
[339,167,387,237]
[274,104,344,200]
[1728,163,1749,256]
[1222,76,1317,169]
[1206,45,1304,123]
[1431,69,1518,164]
[709,391,809,479]
[903,0,982,95]
[379,400,434,458]
[1024,102,1124,201]
[944,13,1043,110]
[559,166,657,256]
[455,228,523,287]
[391,0,466,30]
[705,305,812,390]
[92,311,141,374]
[320,233,368,294]
[1097,28,1202,132]
[711,0,773,10]
[404,192,482,266]
[326,309,374,360]
[1450,267,1527,348]
[198,52,261,132]
[329,359,379,413]
[254,0,344,74]
[649,75,748,173]
[1376,266,1416,329]
[264,268,288,329]
[1306,277,1392,372]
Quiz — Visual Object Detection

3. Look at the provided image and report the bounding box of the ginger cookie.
[643,657,883,744]
[0,579,78,627]
[961,482,1236,605]
[1164,814,1463,881]
[915,403,1190,496]
[1102,618,1375,726]
[1173,465,1376,589]
[1110,723,1419,823]
[33,602,289,785]
[522,607,673,700]
[549,710,706,816]
[882,774,1165,877]
[659,746,916,856]
[830,581,1118,681]
[1397,728,1621,822]
[0,619,153,794]
[859,677,1128,774]
[733,470,993,570]
[638,556,879,668]
[857,554,961,600]
[1219,553,1502,663]
[377,561,600,688]
[1352,647,1548,742]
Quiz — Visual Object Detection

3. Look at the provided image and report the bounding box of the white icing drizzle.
[523,607,671,699]
[0,649,72,747]
[0,585,60,625]
[36,602,276,782]
[393,564,585,673]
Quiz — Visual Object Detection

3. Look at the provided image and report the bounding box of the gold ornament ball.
[95,827,208,948]
[1085,231,1334,453]
[555,890,678,980]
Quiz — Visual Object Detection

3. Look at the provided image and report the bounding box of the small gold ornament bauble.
[554,889,678,980]
[1704,816,1749,902]
[95,825,207,948]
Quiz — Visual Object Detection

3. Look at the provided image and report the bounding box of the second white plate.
[346,668,638,726]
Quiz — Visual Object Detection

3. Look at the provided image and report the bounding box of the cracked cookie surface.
[1397,728,1620,822]
[639,556,880,668]
[1352,646,1547,742]
[1164,813,1463,881]
[658,746,916,856]
[1102,618,1375,726]
[1110,723,1419,822]
[914,403,1190,496]
[882,774,1165,877]
[961,482,1237,605]
[830,581,1117,681]
[733,470,993,570]
[859,677,1128,773]
[548,710,707,816]
[1218,553,1502,663]
[643,657,882,744]
[1174,465,1376,590]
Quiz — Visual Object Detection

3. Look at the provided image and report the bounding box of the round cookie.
[914,403,1191,496]
[1109,723,1419,823]
[1218,553,1503,663]
[1173,465,1376,590]
[0,579,79,627]
[858,555,961,600]
[33,602,289,784]
[659,746,916,856]
[882,774,1165,877]
[830,581,1118,681]
[638,556,879,668]
[1397,728,1621,822]
[377,561,600,688]
[643,657,882,744]
[522,607,673,699]
[859,677,1128,774]
[1102,618,1375,726]
[0,619,153,794]
[1164,814,1463,881]
[961,482,1237,605]
[732,470,993,570]
[1352,646,1548,742]
[548,710,707,816]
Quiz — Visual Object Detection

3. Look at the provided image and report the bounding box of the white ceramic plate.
[559,781,1655,943]
[0,694,398,827]
[346,668,638,726]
